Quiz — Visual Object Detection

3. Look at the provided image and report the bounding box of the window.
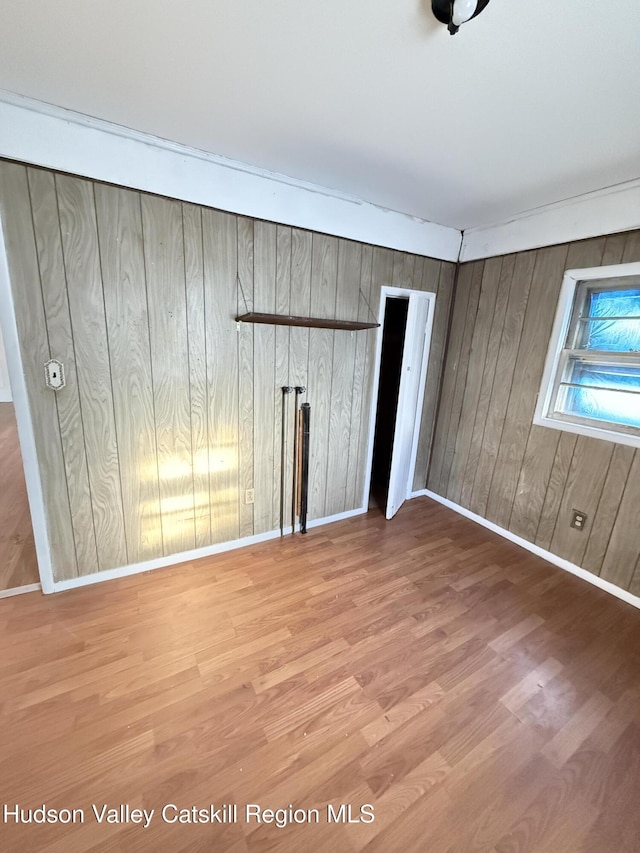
[535,262,640,448]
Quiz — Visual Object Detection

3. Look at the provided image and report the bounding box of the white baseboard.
[0,582,41,599]
[52,506,367,593]
[411,489,640,612]
[307,506,368,530]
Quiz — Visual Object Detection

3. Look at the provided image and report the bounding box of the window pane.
[559,362,640,428]
[581,288,640,352]
[590,288,640,318]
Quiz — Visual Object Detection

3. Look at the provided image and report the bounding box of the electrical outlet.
[245,489,255,505]
[570,509,587,531]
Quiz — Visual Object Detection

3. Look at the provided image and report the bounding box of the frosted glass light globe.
[452,0,479,26]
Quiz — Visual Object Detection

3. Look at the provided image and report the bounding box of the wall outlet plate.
[570,509,587,530]
[245,489,255,505]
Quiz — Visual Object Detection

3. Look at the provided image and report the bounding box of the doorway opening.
[370,297,409,512]
[366,287,435,521]
[0,329,39,596]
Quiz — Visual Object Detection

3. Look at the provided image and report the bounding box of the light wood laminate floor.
[0,497,639,852]
[0,402,38,591]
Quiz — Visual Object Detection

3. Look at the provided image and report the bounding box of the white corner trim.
[0,90,462,262]
[412,489,640,612]
[0,583,41,599]
[0,222,56,595]
[460,177,640,262]
[52,506,367,593]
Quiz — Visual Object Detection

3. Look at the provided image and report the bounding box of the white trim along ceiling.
[1,93,639,264]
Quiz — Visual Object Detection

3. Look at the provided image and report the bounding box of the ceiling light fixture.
[431,0,492,35]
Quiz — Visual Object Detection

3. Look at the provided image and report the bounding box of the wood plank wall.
[428,229,640,597]
[0,161,454,582]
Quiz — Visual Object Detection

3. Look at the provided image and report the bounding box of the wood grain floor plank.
[0,404,38,590]
[1,497,639,852]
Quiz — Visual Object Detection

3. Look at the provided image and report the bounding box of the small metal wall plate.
[45,359,65,391]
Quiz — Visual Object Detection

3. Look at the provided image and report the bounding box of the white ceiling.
[1,0,639,231]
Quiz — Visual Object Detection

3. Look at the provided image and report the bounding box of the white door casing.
[363,287,436,519]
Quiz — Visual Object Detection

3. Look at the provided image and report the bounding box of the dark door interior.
[370,296,409,510]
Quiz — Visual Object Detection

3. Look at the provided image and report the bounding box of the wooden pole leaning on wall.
[279,386,293,536]
[300,403,311,534]
[296,409,303,518]
[291,386,306,534]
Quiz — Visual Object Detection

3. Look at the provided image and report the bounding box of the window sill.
[533,412,640,449]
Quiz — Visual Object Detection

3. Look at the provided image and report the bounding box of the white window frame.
[534,261,640,450]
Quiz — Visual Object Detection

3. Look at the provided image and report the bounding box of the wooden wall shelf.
[236,312,379,331]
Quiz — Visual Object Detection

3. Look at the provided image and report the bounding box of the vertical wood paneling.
[630,554,640,597]
[2,163,458,582]
[485,244,571,528]
[182,203,212,548]
[427,262,476,494]
[27,168,98,575]
[141,195,195,555]
[509,426,562,542]
[601,232,629,265]
[273,225,292,530]
[621,230,640,264]
[600,453,640,590]
[392,250,417,290]
[534,432,578,550]
[307,234,339,520]
[288,229,312,523]
[413,258,451,493]
[325,239,361,516]
[0,162,78,580]
[56,174,128,571]
[203,209,240,544]
[288,228,312,390]
[346,244,374,509]
[432,230,640,600]
[508,239,608,539]
[237,217,255,539]
[468,251,536,517]
[412,257,426,294]
[253,221,277,534]
[447,257,502,504]
[95,184,162,563]
[549,437,614,565]
[582,445,635,573]
[459,256,510,506]
[440,261,484,496]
